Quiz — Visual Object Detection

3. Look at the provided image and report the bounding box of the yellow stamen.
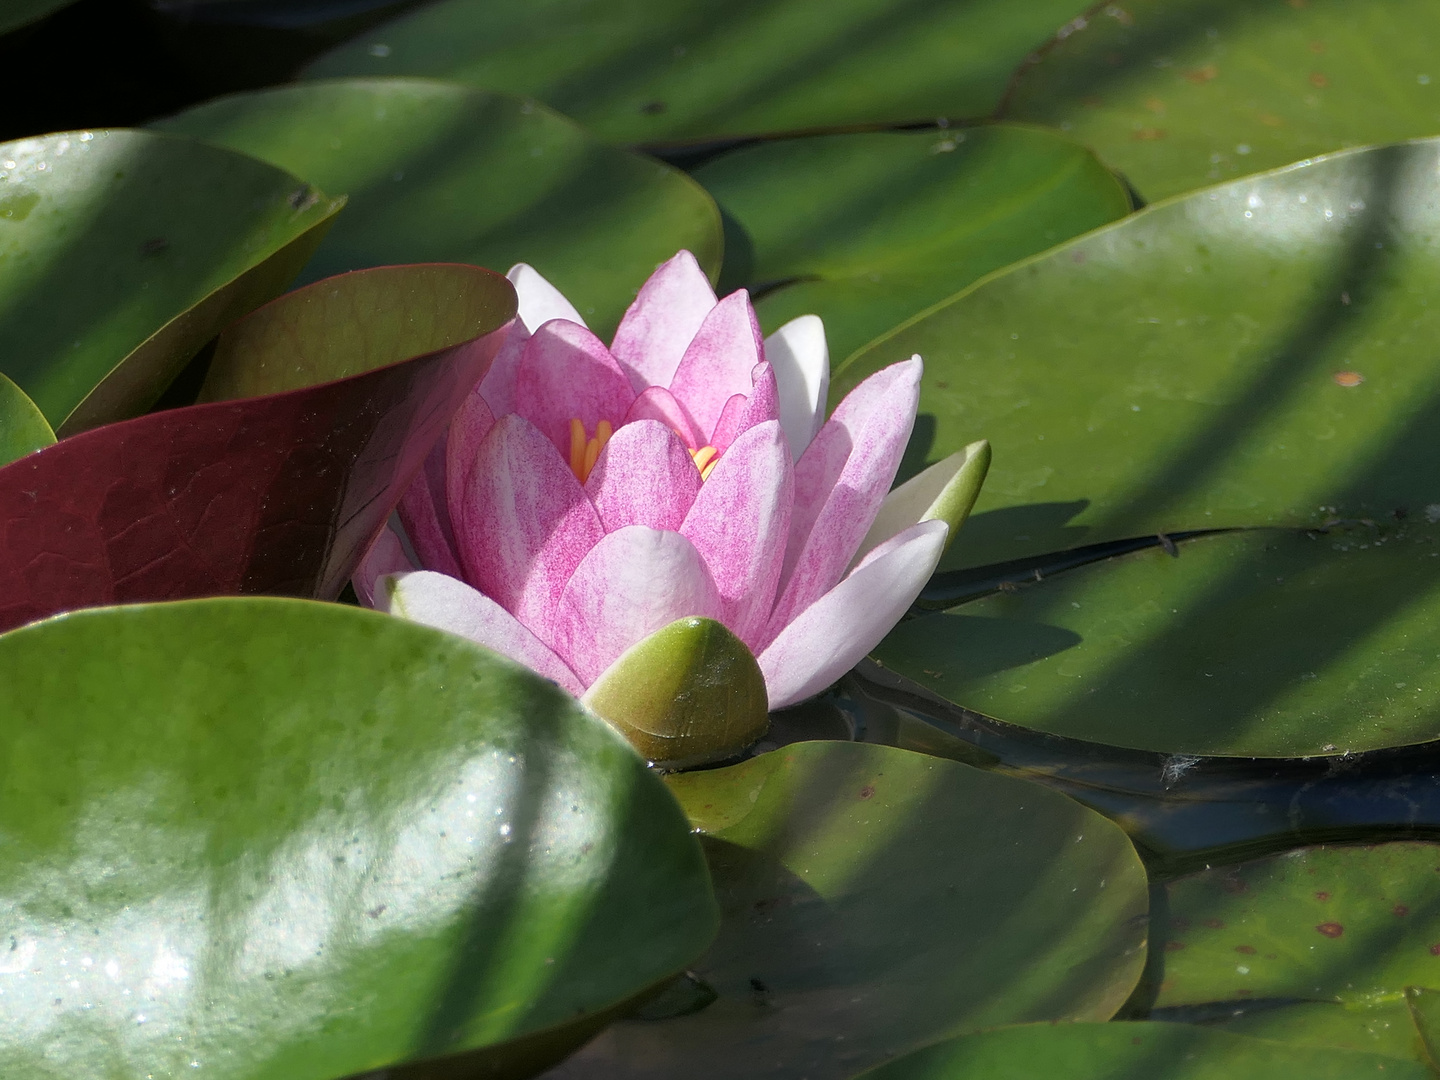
[567,418,614,484]
[690,444,719,481]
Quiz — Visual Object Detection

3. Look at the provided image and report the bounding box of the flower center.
[689,444,720,481]
[568,418,613,483]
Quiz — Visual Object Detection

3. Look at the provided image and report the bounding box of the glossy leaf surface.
[0,263,513,634]
[0,372,53,466]
[302,0,1094,145]
[876,526,1440,758]
[543,741,1148,1080]
[0,597,717,1079]
[151,78,721,335]
[1003,0,1440,202]
[851,1022,1432,1080]
[838,138,1440,570]
[694,126,1130,361]
[1156,843,1440,1008]
[0,129,341,433]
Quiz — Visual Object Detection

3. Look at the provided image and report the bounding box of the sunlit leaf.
[0,371,52,466]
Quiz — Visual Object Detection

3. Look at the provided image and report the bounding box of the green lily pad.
[1155,842,1440,1009]
[1160,999,1427,1064]
[692,125,1130,361]
[0,372,52,465]
[848,1021,1433,1080]
[0,129,341,434]
[1403,986,1440,1068]
[836,137,1440,571]
[542,741,1148,1080]
[876,525,1440,758]
[0,0,75,35]
[302,0,1096,145]
[150,78,721,335]
[0,597,717,1079]
[1003,0,1440,202]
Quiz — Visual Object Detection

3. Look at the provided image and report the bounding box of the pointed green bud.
[582,617,769,770]
[856,438,991,561]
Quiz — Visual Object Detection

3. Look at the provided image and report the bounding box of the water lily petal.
[759,519,948,709]
[668,290,765,443]
[457,414,605,635]
[681,419,792,649]
[709,361,779,454]
[352,523,416,607]
[765,314,830,460]
[398,439,462,579]
[476,320,527,417]
[379,569,584,695]
[854,439,991,565]
[513,319,636,456]
[507,261,586,332]
[769,357,921,641]
[623,384,706,449]
[443,389,496,539]
[585,419,703,532]
[550,525,722,685]
[610,250,717,392]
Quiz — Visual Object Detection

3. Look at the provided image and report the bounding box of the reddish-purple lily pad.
[0,263,514,634]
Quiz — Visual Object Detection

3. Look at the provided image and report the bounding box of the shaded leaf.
[0,129,342,433]
[301,0,1096,145]
[541,741,1148,1080]
[0,372,53,466]
[0,263,513,635]
[151,78,721,335]
[0,0,75,35]
[1003,0,1440,202]
[850,1021,1432,1079]
[1153,999,1426,1064]
[694,126,1130,360]
[0,597,717,1079]
[836,138,1440,570]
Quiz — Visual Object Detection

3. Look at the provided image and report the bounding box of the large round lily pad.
[302,0,1094,145]
[0,597,717,1079]
[542,741,1148,1080]
[1154,999,1427,1064]
[0,129,341,433]
[876,526,1440,758]
[850,1021,1432,1079]
[837,137,1440,570]
[1156,842,1440,1008]
[692,125,1130,361]
[151,78,721,335]
[1003,0,1440,202]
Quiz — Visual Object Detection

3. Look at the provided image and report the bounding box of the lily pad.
[150,78,721,335]
[692,125,1130,361]
[1156,999,1427,1064]
[875,525,1440,758]
[0,372,53,466]
[0,0,76,35]
[1403,986,1440,1068]
[849,1021,1433,1079]
[300,0,1095,145]
[1002,0,1440,202]
[0,263,513,635]
[0,129,341,434]
[1155,842,1440,1009]
[837,137,1440,570]
[541,741,1148,1080]
[0,597,718,1079]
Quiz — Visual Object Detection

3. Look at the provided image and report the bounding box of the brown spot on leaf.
[1396,904,1410,917]
[1235,944,1257,955]
[1315,891,1331,901]
[1258,113,1284,127]
[1164,941,1186,952]
[1132,127,1167,141]
[1185,65,1218,84]
[1203,918,1225,929]
[1310,72,1329,88]
[1309,40,1325,53]
[858,785,875,800]
[1145,97,1166,113]
[1333,371,1364,387]
[1316,922,1344,938]
[1429,943,1440,956]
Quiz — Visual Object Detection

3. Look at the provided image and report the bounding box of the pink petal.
[767,357,922,643]
[680,420,792,649]
[443,389,496,545]
[513,320,637,457]
[476,320,526,417]
[379,569,584,696]
[457,414,605,638]
[352,524,416,608]
[709,361,779,454]
[765,314,830,460]
[759,519,947,709]
[549,525,722,685]
[610,250,717,392]
[584,419,703,532]
[507,262,586,332]
[667,290,764,442]
[622,385,706,449]
[397,439,463,579]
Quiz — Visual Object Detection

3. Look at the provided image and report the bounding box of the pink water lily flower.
[355,251,986,716]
